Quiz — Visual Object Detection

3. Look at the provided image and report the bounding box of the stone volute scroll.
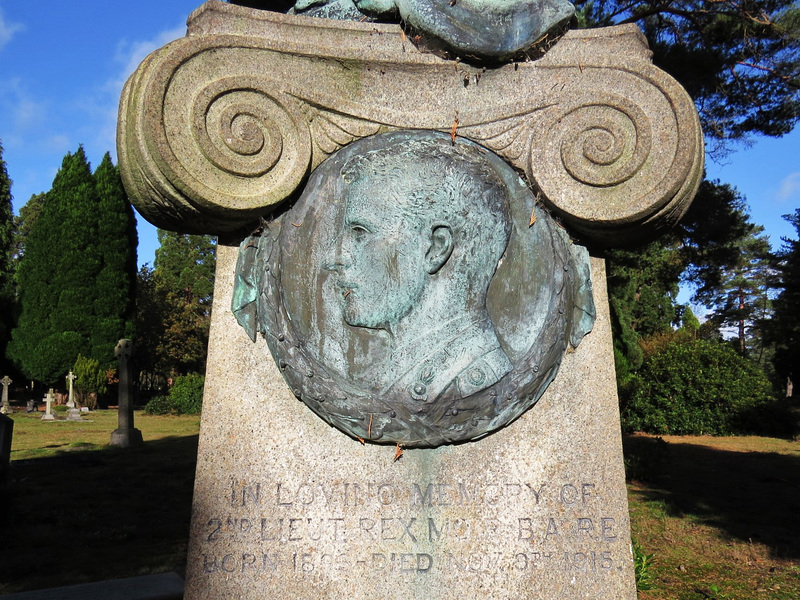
[117,0,703,244]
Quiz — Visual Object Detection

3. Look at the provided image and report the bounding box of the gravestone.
[66,407,83,422]
[117,2,703,598]
[0,376,11,415]
[110,339,143,447]
[41,389,56,421]
[66,371,77,408]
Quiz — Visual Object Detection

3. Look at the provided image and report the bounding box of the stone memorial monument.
[109,339,143,447]
[0,376,11,415]
[41,389,56,421]
[66,371,77,409]
[117,2,702,598]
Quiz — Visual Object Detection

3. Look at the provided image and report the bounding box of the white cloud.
[115,25,187,89]
[0,77,47,136]
[87,24,188,161]
[777,172,800,203]
[0,7,24,51]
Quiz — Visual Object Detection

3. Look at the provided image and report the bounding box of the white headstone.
[66,371,77,408]
[41,389,56,421]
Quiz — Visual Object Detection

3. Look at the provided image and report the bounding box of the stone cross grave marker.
[41,389,56,421]
[0,376,11,415]
[66,371,77,408]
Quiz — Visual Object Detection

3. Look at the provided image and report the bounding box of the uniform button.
[468,369,486,386]
[410,383,427,402]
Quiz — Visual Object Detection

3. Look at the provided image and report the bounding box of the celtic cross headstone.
[109,339,143,447]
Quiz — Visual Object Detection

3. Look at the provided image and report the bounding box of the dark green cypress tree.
[9,148,97,383]
[0,140,15,374]
[49,147,100,347]
[12,192,46,262]
[92,153,138,361]
[9,147,137,384]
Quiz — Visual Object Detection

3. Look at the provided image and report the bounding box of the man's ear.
[425,224,453,274]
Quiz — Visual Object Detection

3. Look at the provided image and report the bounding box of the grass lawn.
[625,434,800,600]
[0,409,200,594]
[1,410,798,598]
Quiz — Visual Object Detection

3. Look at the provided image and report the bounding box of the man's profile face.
[327,178,428,331]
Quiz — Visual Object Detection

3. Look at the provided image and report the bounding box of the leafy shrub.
[144,395,174,415]
[621,339,773,435]
[169,374,205,414]
[143,374,205,415]
[72,354,108,410]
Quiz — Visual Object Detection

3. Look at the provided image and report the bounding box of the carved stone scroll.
[118,0,703,245]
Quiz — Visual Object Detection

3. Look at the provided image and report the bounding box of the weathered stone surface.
[183,243,635,599]
[0,376,11,415]
[118,0,703,246]
[109,339,143,448]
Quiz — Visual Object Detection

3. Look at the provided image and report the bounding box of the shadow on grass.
[0,434,198,594]
[624,435,800,560]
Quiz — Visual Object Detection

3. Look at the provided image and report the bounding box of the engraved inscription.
[199,478,625,579]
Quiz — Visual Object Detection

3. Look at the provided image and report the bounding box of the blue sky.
[1,1,799,271]
[0,0,200,267]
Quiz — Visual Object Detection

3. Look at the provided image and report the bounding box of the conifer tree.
[574,0,800,149]
[0,141,15,373]
[12,192,45,263]
[9,148,96,382]
[155,230,216,376]
[703,228,774,357]
[9,147,138,384]
[133,231,217,384]
[138,230,216,377]
[771,209,800,394]
[92,153,138,358]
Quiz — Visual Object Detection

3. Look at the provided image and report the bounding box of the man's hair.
[340,135,512,296]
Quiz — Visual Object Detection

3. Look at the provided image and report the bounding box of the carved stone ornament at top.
[117,1,703,245]
[233,130,596,447]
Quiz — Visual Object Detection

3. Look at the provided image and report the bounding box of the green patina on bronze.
[233,130,594,447]
[291,0,575,62]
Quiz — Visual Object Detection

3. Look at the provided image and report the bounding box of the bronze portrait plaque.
[233,130,594,446]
